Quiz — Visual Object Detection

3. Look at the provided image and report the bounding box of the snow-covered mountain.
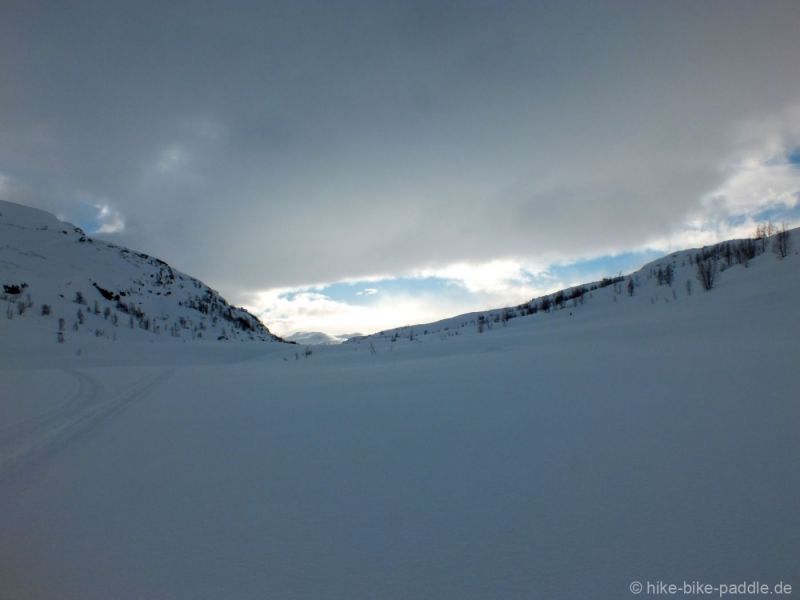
[0,200,283,344]
[349,226,798,346]
[284,331,361,345]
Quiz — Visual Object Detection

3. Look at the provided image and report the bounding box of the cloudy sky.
[2,1,800,336]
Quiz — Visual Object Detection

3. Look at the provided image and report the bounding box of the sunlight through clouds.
[243,258,574,337]
[245,287,467,338]
[94,204,126,234]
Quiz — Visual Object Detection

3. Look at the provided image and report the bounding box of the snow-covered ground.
[1,213,798,598]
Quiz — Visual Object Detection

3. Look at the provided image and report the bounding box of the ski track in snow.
[0,368,173,479]
[0,370,100,440]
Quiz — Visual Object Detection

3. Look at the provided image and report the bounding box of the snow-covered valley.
[1,202,798,599]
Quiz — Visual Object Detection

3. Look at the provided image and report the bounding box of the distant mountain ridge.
[284,331,362,345]
[0,200,283,344]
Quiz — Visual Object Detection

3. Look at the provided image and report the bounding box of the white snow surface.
[1,205,798,599]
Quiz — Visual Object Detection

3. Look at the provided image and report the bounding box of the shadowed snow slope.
[0,225,798,599]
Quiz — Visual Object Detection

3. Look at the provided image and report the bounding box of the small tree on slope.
[773,224,791,259]
[696,259,718,291]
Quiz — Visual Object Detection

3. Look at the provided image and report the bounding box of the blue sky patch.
[320,277,475,305]
[752,202,800,224]
[74,202,103,233]
[547,250,663,286]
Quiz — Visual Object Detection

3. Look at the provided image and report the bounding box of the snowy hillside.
[0,201,282,344]
[349,226,799,347]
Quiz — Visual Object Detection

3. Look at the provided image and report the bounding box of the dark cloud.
[2,0,800,295]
